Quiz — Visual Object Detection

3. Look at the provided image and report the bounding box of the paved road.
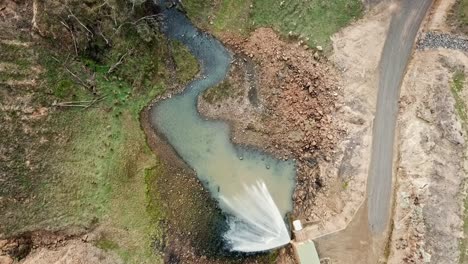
[367,0,433,233]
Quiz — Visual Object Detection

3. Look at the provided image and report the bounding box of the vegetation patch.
[96,237,120,251]
[451,70,467,122]
[252,0,363,49]
[447,3,468,258]
[0,0,198,263]
[450,0,468,34]
[450,69,468,264]
[203,80,241,104]
[171,40,200,83]
[182,0,363,49]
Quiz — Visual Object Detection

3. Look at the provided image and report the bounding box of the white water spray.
[220,181,291,252]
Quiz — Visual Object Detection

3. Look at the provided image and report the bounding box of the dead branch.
[107,50,130,74]
[99,29,110,45]
[112,14,159,37]
[52,95,106,109]
[64,67,93,91]
[95,0,110,10]
[54,103,89,107]
[52,56,95,92]
[54,100,95,104]
[60,20,78,56]
[66,8,94,37]
[84,95,107,109]
[31,0,45,36]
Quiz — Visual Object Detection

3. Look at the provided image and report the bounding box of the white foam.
[220,181,291,252]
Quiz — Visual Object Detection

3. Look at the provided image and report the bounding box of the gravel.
[417,32,468,51]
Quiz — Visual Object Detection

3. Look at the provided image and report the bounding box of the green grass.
[19,103,163,263]
[1,22,197,264]
[96,238,120,251]
[451,70,468,264]
[454,70,466,93]
[456,0,468,26]
[252,0,362,49]
[203,80,240,103]
[183,0,363,50]
[182,0,216,30]
[172,41,200,83]
[450,0,468,34]
[451,70,467,123]
[0,43,36,84]
[38,39,195,262]
[213,0,253,36]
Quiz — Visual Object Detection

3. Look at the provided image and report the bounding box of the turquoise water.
[150,8,295,218]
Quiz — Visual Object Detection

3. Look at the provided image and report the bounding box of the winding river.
[150,6,296,231]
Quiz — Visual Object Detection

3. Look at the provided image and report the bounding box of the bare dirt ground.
[19,241,121,264]
[303,2,393,239]
[387,3,468,262]
[388,49,466,264]
[0,230,120,264]
[427,0,456,32]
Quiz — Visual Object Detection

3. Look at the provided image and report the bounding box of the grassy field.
[183,0,363,49]
[40,38,196,263]
[0,4,198,261]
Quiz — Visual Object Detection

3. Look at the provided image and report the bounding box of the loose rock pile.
[237,28,343,159]
[417,32,468,51]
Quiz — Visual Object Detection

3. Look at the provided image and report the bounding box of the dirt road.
[367,0,433,233]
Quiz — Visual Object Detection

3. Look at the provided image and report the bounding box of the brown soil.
[19,241,121,264]
[427,0,456,32]
[0,230,120,264]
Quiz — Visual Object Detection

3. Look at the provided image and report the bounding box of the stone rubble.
[417,32,468,52]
